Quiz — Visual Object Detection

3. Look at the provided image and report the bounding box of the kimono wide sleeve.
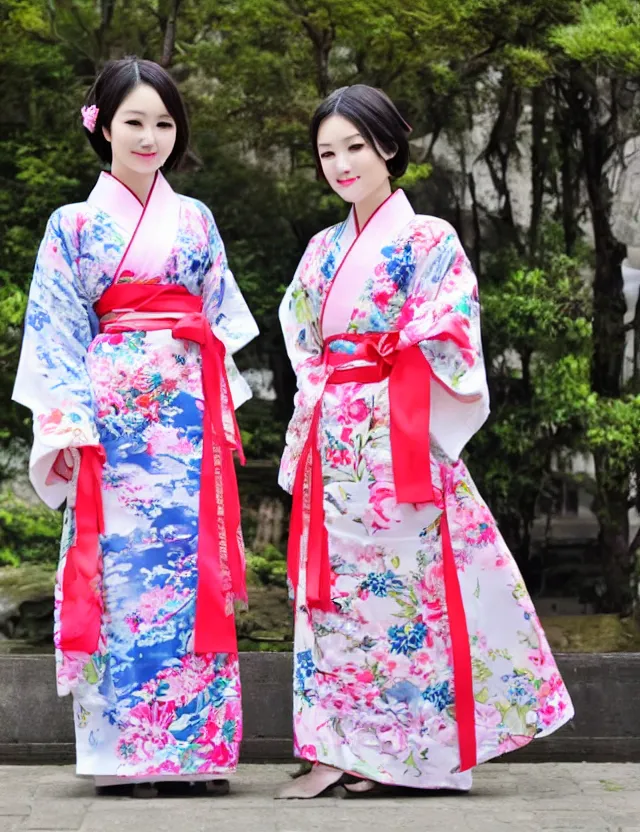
[398,220,490,462]
[278,234,329,494]
[201,205,259,410]
[12,209,100,508]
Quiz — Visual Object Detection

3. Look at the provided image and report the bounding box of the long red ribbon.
[440,498,476,772]
[287,330,477,771]
[59,445,106,653]
[90,283,246,654]
[172,311,245,653]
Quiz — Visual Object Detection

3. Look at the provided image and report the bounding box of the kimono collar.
[347,188,414,238]
[88,171,182,283]
[87,171,149,233]
[322,189,416,338]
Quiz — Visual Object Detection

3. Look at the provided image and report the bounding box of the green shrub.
[246,544,287,587]
[0,492,61,567]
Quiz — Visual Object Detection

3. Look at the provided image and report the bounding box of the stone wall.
[0,653,638,765]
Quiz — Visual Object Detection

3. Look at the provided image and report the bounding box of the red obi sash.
[59,283,246,657]
[287,331,477,772]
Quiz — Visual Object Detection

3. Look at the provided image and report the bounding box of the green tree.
[549,0,640,611]
[469,235,592,583]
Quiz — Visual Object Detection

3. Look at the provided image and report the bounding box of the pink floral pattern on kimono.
[279,195,573,790]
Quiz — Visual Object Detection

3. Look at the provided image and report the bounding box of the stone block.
[0,652,638,765]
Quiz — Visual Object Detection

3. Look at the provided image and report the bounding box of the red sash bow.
[287,330,477,772]
[58,283,246,656]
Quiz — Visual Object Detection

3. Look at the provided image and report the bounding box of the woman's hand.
[47,448,76,484]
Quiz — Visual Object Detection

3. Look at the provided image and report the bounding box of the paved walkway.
[0,763,638,832]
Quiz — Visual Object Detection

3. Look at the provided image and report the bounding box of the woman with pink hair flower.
[13,57,258,797]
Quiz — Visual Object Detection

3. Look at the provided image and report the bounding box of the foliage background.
[2,0,640,628]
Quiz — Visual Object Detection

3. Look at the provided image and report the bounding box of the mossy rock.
[2,563,639,655]
[238,583,293,649]
[541,614,640,652]
[0,564,55,643]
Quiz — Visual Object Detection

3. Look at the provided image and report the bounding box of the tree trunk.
[467,172,482,277]
[565,70,632,612]
[529,85,548,263]
[160,0,183,68]
[299,18,334,97]
[252,498,285,550]
[588,193,627,398]
[553,81,580,257]
[96,0,116,62]
[481,78,523,252]
[588,168,631,614]
[593,457,632,613]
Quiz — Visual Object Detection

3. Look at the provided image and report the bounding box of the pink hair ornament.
[81,105,99,133]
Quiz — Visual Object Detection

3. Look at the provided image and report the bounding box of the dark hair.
[82,56,190,171]
[310,85,412,179]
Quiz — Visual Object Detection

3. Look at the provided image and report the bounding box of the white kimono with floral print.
[279,190,573,790]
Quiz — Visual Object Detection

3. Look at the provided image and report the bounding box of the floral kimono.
[279,189,573,790]
[13,171,258,783]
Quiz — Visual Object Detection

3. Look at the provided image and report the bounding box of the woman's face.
[103,83,177,177]
[317,114,391,205]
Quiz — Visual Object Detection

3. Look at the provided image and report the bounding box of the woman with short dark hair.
[277,84,573,798]
[13,56,258,797]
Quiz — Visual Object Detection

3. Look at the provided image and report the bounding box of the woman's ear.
[102,126,112,143]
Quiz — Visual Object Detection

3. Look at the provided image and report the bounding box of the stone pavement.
[0,763,638,832]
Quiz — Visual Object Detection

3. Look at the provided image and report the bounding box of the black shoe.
[155,779,230,798]
[95,782,158,799]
